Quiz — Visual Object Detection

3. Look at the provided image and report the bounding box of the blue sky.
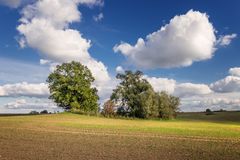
[0,0,239,113]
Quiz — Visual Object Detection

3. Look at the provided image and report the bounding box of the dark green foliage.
[40,110,48,114]
[206,108,214,115]
[157,91,180,119]
[29,111,39,115]
[47,61,99,114]
[111,70,180,119]
[116,106,128,116]
[111,71,155,118]
[214,109,227,112]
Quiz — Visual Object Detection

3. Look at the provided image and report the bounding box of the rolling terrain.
[0,112,240,160]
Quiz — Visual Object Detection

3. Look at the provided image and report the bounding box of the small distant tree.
[217,109,226,112]
[29,111,39,115]
[206,108,214,115]
[47,61,99,114]
[40,110,48,114]
[102,100,115,117]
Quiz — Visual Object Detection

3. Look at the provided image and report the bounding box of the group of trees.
[29,110,50,115]
[104,71,180,119]
[47,61,180,119]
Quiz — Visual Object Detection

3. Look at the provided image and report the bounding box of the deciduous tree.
[47,61,99,114]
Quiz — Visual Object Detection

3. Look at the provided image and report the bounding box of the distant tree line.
[47,61,180,119]
[29,110,52,115]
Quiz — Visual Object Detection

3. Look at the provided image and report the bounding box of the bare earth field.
[0,112,240,160]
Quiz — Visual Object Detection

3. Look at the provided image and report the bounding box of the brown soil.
[0,126,240,160]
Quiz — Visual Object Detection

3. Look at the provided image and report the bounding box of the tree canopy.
[110,70,180,119]
[47,61,98,114]
[111,71,153,118]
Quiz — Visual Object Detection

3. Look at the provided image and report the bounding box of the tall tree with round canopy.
[47,61,99,114]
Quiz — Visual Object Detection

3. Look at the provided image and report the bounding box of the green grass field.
[0,112,240,160]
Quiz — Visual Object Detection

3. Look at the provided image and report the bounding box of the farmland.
[0,112,240,160]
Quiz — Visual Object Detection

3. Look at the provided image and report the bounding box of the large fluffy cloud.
[145,76,212,97]
[174,83,212,97]
[179,68,240,111]
[114,10,236,69]
[145,76,176,94]
[17,0,110,90]
[210,76,240,92]
[0,82,49,97]
[210,67,240,93]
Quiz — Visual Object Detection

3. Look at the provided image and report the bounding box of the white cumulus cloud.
[146,76,212,98]
[0,82,49,97]
[144,73,240,111]
[4,98,58,111]
[4,99,27,109]
[229,67,240,77]
[115,66,124,73]
[17,0,110,91]
[210,76,240,93]
[217,34,237,46]
[145,76,176,94]
[174,83,212,97]
[114,10,236,69]
[40,59,51,65]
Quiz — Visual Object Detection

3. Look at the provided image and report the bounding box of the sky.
[0,0,240,113]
